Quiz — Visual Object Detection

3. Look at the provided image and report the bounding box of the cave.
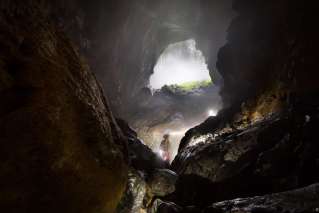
[1,1,319,213]
[150,39,211,90]
[132,38,221,161]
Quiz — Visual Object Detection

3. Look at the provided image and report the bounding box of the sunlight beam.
[150,39,211,89]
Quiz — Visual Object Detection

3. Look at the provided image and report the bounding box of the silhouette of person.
[160,134,170,162]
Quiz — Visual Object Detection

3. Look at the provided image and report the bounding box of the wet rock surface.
[117,168,178,213]
[148,169,178,197]
[116,169,147,213]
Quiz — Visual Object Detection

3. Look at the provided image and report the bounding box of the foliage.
[163,80,212,93]
[178,80,212,90]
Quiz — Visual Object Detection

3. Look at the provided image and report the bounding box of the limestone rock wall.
[217,0,319,108]
[0,2,127,212]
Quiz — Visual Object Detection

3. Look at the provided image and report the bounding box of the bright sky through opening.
[150,39,211,89]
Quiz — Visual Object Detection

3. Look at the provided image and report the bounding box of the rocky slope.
[0,2,127,213]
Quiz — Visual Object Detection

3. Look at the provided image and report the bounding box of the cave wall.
[217,0,319,108]
[196,0,235,85]
[0,1,127,212]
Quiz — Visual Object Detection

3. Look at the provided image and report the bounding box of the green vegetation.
[178,80,212,91]
[162,79,213,93]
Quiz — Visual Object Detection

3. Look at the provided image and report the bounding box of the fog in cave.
[150,39,211,89]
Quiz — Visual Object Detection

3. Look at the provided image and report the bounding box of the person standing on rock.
[159,134,170,162]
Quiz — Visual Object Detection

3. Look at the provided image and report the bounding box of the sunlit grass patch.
[161,79,213,93]
[177,80,212,91]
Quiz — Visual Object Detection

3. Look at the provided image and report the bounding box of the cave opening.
[149,39,212,90]
[132,39,221,162]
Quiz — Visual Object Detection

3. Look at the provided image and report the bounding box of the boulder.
[116,169,147,213]
[148,169,178,197]
[117,168,178,213]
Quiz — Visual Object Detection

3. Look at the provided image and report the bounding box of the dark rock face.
[116,118,167,173]
[217,0,319,108]
[204,183,319,213]
[0,2,127,213]
[171,98,319,206]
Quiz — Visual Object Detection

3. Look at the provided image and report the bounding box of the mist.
[150,39,211,89]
